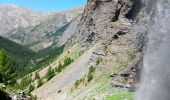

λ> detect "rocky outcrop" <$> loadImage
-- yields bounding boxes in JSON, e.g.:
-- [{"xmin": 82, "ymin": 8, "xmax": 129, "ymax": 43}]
[
  {"xmin": 66, "ymin": 0, "xmax": 144, "ymax": 90},
  {"xmin": 67, "ymin": 0, "xmax": 142, "ymax": 51}
]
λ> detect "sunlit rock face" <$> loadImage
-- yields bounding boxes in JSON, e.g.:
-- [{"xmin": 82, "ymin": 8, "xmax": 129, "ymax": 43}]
[
  {"xmin": 66, "ymin": 0, "xmax": 142, "ymax": 48},
  {"xmin": 136, "ymin": 0, "xmax": 170, "ymax": 100}
]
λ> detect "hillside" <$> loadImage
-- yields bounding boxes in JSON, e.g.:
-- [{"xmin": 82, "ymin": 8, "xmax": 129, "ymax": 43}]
[
  {"xmin": 0, "ymin": 36, "xmax": 34, "ymax": 59},
  {"xmin": 0, "ymin": 35, "xmax": 65, "ymax": 77},
  {"xmin": 0, "ymin": 4, "xmax": 43, "ymax": 35},
  {"xmin": 30, "ymin": 0, "xmax": 145, "ymax": 99},
  {"xmin": 0, "ymin": 5, "xmax": 84, "ymax": 51},
  {"xmin": 1, "ymin": 0, "xmax": 166, "ymax": 100},
  {"xmin": 0, "ymin": 36, "xmax": 35, "ymax": 76},
  {"xmin": 5, "ymin": 12, "xmax": 68, "ymax": 51}
]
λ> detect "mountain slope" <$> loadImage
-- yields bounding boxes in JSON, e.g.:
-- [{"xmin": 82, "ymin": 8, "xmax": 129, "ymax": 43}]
[
  {"xmin": 31, "ymin": 0, "xmax": 144, "ymax": 99},
  {"xmin": 5, "ymin": 12, "xmax": 68, "ymax": 51},
  {"xmin": 0, "ymin": 36, "xmax": 34, "ymax": 61},
  {"xmin": 0, "ymin": 36, "xmax": 35, "ymax": 76},
  {"xmin": 0, "ymin": 35, "xmax": 65, "ymax": 77},
  {"xmin": 32, "ymin": 43, "xmax": 98, "ymax": 100},
  {"xmin": 0, "ymin": 5, "xmax": 84, "ymax": 51},
  {"xmin": 0, "ymin": 4, "xmax": 43, "ymax": 35}
]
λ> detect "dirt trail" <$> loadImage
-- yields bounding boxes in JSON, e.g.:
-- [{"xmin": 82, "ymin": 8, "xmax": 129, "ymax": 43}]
[{"xmin": 32, "ymin": 44, "xmax": 98, "ymax": 100}]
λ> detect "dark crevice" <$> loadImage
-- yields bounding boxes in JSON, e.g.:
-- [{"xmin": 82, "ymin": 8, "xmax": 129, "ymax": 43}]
[
  {"xmin": 112, "ymin": 7, "xmax": 122, "ymax": 22},
  {"xmin": 112, "ymin": 31, "xmax": 127, "ymax": 40},
  {"xmin": 112, "ymin": 0, "xmax": 124, "ymax": 22},
  {"xmin": 112, "ymin": 35, "xmax": 119, "ymax": 39},
  {"xmin": 117, "ymin": 31, "xmax": 126, "ymax": 35},
  {"xmin": 93, "ymin": 0, "xmax": 103, "ymax": 10},
  {"xmin": 125, "ymin": 0, "xmax": 142, "ymax": 20}
]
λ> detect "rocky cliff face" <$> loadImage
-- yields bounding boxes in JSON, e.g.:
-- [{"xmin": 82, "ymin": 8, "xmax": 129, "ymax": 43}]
[
  {"xmin": 68, "ymin": 0, "xmax": 141, "ymax": 46},
  {"xmin": 66, "ymin": 0, "xmax": 143, "ymax": 89}
]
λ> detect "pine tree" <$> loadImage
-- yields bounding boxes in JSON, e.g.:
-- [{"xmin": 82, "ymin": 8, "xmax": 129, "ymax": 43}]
[{"xmin": 0, "ymin": 49, "xmax": 15, "ymax": 84}]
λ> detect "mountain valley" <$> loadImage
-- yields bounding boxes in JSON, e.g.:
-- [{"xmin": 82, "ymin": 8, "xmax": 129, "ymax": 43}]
[{"xmin": 0, "ymin": 0, "xmax": 169, "ymax": 100}]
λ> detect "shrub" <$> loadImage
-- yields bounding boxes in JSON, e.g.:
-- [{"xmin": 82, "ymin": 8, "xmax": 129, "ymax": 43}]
[
  {"xmin": 55, "ymin": 57, "xmax": 73, "ymax": 73},
  {"xmin": 87, "ymin": 73, "xmax": 93, "ymax": 82},
  {"xmin": 19, "ymin": 76, "xmax": 32, "ymax": 89},
  {"xmin": 55, "ymin": 62, "xmax": 62, "ymax": 72},
  {"xmin": 28, "ymin": 84, "xmax": 34, "ymax": 93},
  {"xmin": 34, "ymin": 71, "xmax": 40, "ymax": 80},
  {"xmin": 46, "ymin": 67, "xmax": 55, "ymax": 81},
  {"xmin": 89, "ymin": 65, "xmax": 95, "ymax": 73},
  {"xmin": 96, "ymin": 57, "xmax": 102, "ymax": 65},
  {"xmin": 87, "ymin": 65, "xmax": 96, "ymax": 82},
  {"xmin": 63, "ymin": 57, "xmax": 73, "ymax": 67},
  {"xmin": 74, "ymin": 78, "xmax": 83, "ymax": 88},
  {"xmin": 37, "ymin": 79, "xmax": 42, "ymax": 88}
]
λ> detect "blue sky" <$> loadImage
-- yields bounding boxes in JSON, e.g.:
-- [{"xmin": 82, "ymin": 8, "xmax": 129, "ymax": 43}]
[{"xmin": 0, "ymin": 0, "xmax": 87, "ymax": 12}]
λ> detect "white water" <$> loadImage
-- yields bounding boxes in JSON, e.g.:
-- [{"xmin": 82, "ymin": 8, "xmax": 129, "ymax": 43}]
[{"xmin": 136, "ymin": 0, "xmax": 170, "ymax": 100}]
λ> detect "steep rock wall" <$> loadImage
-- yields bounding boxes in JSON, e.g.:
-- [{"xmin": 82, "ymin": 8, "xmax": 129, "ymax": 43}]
[{"xmin": 66, "ymin": 0, "xmax": 143, "ymax": 89}]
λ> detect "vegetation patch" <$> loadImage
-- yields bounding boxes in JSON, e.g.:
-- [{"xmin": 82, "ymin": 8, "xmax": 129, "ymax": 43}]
[
  {"xmin": 34, "ymin": 57, "xmax": 74, "ymax": 87},
  {"xmin": 55, "ymin": 57, "xmax": 74, "ymax": 73},
  {"xmin": 34, "ymin": 71, "xmax": 40, "ymax": 80},
  {"xmin": 106, "ymin": 92, "xmax": 135, "ymax": 100},
  {"xmin": 0, "ymin": 36, "xmax": 65, "ymax": 78},
  {"xmin": 37, "ymin": 78, "xmax": 43, "ymax": 88},
  {"xmin": 0, "ymin": 49, "xmax": 16, "ymax": 85},
  {"xmin": 33, "ymin": 44, "xmax": 65, "ymax": 73},
  {"xmin": 74, "ymin": 76, "xmax": 85, "ymax": 89},
  {"xmin": 18, "ymin": 76, "xmax": 32, "ymax": 89},
  {"xmin": 96, "ymin": 57, "xmax": 102, "ymax": 65},
  {"xmin": 45, "ymin": 67, "xmax": 55, "ymax": 81},
  {"xmin": 87, "ymin": 65, "xmax": 96, "ymax": 82}
]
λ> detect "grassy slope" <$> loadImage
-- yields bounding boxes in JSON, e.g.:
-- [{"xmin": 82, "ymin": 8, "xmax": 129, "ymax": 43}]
[
  {"xmin": 106, "ymin": 92, "xmax": 135, "ymax": 100},
  {"xmin": 66, "ymin": 41, "xmax": 136, "ymax": 100}
]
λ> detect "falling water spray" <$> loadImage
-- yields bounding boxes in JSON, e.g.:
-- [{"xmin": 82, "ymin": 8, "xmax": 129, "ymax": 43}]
[{"xmin": 136, "ymin": 0, "xmax": 170, "ymax": 100}]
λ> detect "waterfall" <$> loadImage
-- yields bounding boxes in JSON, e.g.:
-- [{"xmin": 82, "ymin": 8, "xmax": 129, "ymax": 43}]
[{"xmin": 136, "ymin": 0, "xmax": 170, "ymax": 100}]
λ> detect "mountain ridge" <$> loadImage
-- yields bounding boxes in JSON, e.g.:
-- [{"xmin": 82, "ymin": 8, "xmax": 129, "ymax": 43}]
[{"xmin": 0, "ymin": 4, "xmax": 84, "ymax": 51}]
